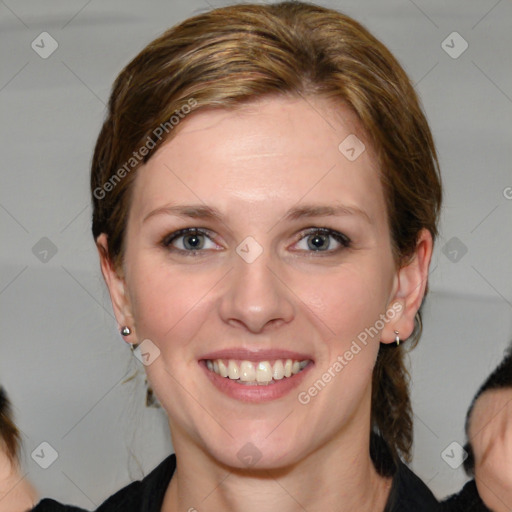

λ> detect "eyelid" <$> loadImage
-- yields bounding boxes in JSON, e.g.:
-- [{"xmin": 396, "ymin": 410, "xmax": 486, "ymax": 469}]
[
  {"xmin": 160, "ymin": 226, "xmax": 351, "ymax": 255},
  {"xmin": 290, "ymin": 227, "xmax": 351, "ymax": 249},
  {"xmin": 161, "ymin": 227, "xmax": 220, "ymax": 250}
]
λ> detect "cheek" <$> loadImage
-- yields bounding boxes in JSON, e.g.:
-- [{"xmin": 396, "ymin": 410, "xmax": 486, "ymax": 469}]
[
  {"xmin": 127, "ymin": 257, "xmax": 205, "ymax": 341},
  {"xmin": 296, "ymin": 262, "xmax": 392, "ymax": 340},
  {"xmin": 295, "ymin": 266, "xmax": 390, "ymax": 402},
  {"xmin": 126, "ymin": 254, "xmax": 229, "ymax": 369}
]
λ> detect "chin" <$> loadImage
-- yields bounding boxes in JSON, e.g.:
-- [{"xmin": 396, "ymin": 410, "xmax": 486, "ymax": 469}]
[{"xmin": 200, "ymin": 426, "xmax": 309, "ymax": 472}]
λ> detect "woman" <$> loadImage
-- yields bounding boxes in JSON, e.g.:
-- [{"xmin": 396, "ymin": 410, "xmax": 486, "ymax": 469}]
[
  {"xmin": 0, "ymin": 387, "xmax": 38, "ymax": 511},
  {"xmin": 34, "ymin": 1, "xmax": 442, "ymax": 510},
  {"xmin": 442, "ymin": 344, "xmax": 512, "ymax": 511}
]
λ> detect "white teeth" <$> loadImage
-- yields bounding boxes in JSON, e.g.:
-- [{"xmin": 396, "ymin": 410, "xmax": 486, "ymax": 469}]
[
  {"xmin": 256, "ymin": 361, "xmax": 272, "ymax": 383},
  {"xmin": 228, "ymin": 360, "xmax": 239, "ymax": 380},
  {"xmin": 205, "ymin": 357, "xmax": 310, "ymax": 384},
  {"xmin": 240, "ymin": 361, "xmax": 256, "ymax": 382},
  {"xmin": 272, "ymin": 360, "xmax": 284, "ymax": 380},
  {"xmin": 284, "ymin": 359, "xmax": 292, "ymax": 378},
  {"xmin": 218, "ymin": 360, "xmax": 228, "ymax": 378}
]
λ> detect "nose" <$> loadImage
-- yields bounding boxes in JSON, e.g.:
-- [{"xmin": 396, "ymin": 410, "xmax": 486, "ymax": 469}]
[{"xmin": 218, "ymin": 246, "xmax": 295, "ymax": 334}]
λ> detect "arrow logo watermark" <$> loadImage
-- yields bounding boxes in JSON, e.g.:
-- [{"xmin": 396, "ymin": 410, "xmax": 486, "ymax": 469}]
[
  {"xmin": 236, "ymin": 236, "xmax": 263, "ymax": 264},
  {"xmin": 133, "ymin": 338, "xmax": 161, "ymax": 366},
  {"xmin": 32, "ymin": 237, "xmax": 58, "ymax": 263},
  {"xmin": 236, "ymin": 442, "xmax": 262, "ymax": 467},
  {"xmin": 31, "ymin": 441, "xmax": 59, "ymax": 469},
  {"xmin": 338, "ymin": 134, "xmax": 366, "ymax": 162},
  {"xmin": 442, "ymin": 236, "xmax": 468, "ymax": 263},
  {"xmin": 441, "ymin": 32, "xmax": 468, "ymax": 59},
  {"xmin": 31, "ymin": 32, "xmax": 59, "ymax": 59},
  {"xmin": 441, "ymin": 441, "xmax": 468, "ymax": 469}
]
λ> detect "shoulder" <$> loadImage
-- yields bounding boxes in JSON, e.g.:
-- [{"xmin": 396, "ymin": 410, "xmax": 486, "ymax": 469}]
[
  {"xmin": 32, "ymin": 499, "xmax": 88, "ymax": 511},
  {"xmin": 441, "ymin": 479, "xmax": 491, "ymax": 512},
  {"xmin": 95, "ymin": 453, "xmax": 176, "ymax": 511},
  {"xmin": 386, "ymin": 461, "xmax": 442, "ymax": 512},
  {"xmin": 370, "ymin": 433, "xmax": 441, "ymax": 512},
  {"xmin": 32, "ymin": 453, "xmax": 176, "ymax": 512}
]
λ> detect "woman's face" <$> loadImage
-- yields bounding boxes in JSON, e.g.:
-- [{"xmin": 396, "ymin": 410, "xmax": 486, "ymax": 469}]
[
  {"xmin": 100, "ymin": 96, "xmax": 430, "ymax": 469},
  {"xmin": 470, "ymin": 389, "xmax": 512, "ymax": 512}
]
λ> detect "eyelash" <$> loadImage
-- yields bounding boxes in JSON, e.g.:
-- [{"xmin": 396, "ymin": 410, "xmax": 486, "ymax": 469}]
[{"xmin": 161, "ymin": 227, "xmax": 351, "ymax": 256}]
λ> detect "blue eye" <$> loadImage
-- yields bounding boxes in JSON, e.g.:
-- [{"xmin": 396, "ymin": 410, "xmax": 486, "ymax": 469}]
[
  {"xmin": 161, "ymin": 227, "xmax": 351, "ymax": 256},
  {"xmin": 162, "ymin": 228, "xmax": 218, "ymax": 254},
  {"xmin": 294, "ymin": 228, "xmax": 351, "ymax": 253}
]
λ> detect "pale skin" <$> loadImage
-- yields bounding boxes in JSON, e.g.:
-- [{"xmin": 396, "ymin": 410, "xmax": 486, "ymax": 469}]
[
  {"xmin": 98, "ymin": 96, "xmax": 433, "ymax": 512},
  {"xmin": 0, "ymin": 444, "xmax": 37, "ymax": 512},
  {"xmin": 469, "ymin": 388, "xmax": 512, "ymax": 512}
]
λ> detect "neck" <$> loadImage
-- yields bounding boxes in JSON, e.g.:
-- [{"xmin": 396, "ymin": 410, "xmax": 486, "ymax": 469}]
[
  {"xmin": 162, "ymin": 425, "xmax": 392, "ymax": 512},
  {"xmin": 0, "ymin": 457, "xmax": 38, "ymax": 511}
]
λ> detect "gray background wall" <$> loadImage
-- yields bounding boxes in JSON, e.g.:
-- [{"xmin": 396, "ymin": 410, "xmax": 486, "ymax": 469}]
[{"xmin": 1, "ymin": 0, "xmax": 511, "ymax": 508}]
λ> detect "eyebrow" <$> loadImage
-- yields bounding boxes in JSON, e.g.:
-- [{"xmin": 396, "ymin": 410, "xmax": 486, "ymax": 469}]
[
  {"xmin": 143, "ymin": 203, "xmax": 372, "ymax": 224},
  {"xmin": 284, "ymin": 204, "xmax": 372, "ymax": 224}
]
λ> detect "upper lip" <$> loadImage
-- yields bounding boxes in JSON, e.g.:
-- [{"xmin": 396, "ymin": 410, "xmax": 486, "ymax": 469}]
[{"xmin": 199, "ymin": 348, "xmax": 314, "ymax": 362}]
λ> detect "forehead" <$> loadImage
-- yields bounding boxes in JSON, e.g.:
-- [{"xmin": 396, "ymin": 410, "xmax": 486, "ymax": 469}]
[
  {"xmin": 469, "ymin": 388, "xmax": 512, "ymax": 435},
  {"xmin": 130, "ymin": 96, "xmax": 386, "ymax": 225}
]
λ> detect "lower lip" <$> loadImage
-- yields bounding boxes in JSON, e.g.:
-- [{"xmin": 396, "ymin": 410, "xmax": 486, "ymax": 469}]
[{"xmin": 199, "ymin": 361, "xmax": 314, "ymax": 403}]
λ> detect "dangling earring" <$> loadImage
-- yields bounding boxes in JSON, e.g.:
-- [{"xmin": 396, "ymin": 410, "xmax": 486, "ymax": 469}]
[
  {"xmin": 394, "ymin": 330, "xmax": 400, "ymax": 347},
  {"xmin": 121, "ymin": 326, "xmax": 131, "ymax": 336}
]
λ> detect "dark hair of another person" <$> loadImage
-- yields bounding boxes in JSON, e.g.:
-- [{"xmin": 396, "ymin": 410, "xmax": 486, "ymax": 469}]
[
  {"xmin": 0, "ymin": 386, "xmax": 20, "ymax": 463},
  {"xmin": 463, "ymin": 344, "xmax": 512, "ymax": 475}
]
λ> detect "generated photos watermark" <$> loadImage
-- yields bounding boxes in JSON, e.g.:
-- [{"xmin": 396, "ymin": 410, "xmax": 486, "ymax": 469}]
[
  {"xmin": 297, "ymin": 302, "xmax": 403, "ymax": 405},
  {"xmin": 93, "ymin": 98, "xmax": 198, "ymax": 200}
]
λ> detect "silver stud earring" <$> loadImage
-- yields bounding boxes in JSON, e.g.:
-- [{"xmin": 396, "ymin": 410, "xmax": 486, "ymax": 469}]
[
  {"xmin": 394, "ymin": 330, "xmax": 400, "ymax": 347},
  {"xmin": 121, "ymin": 326, "xmax": 132, "ymax": 336}
]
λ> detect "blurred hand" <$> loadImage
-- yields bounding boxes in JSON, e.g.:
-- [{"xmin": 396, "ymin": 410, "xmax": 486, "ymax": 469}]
[{"xmin": 470, "ymin": 389, "xmax": 512, "ymax": 512}]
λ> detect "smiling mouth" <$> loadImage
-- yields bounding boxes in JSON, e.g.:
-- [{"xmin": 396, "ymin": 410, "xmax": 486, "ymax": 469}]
[{"xmin": 203, "ymin": 358, "xmax": 312, "ymax": 385}]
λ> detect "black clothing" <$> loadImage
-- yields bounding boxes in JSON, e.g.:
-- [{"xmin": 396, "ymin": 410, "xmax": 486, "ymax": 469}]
[
  {"xmin": 383, "ymin": 461, "xmax": 441, "ymax": 511},
  {"xmin": 441, "ymin": 479, "xmax": 491, "ymax": 511},
  {"xmin": 32, "ymin": 454, "xmax": 175, "ymax": 512},
  {"xmin": 33, "ymin": 436, "xmax": 441, "ymax": 512}
]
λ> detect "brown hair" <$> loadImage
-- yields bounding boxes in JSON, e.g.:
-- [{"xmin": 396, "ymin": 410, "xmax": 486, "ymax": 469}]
[
  {"xmin": 0, "ymin": 387, "xmax": 20, "ymax": 463},
  {"xmin": 91, "ymin": 1, "xmax": 442, "ymax": 464}
]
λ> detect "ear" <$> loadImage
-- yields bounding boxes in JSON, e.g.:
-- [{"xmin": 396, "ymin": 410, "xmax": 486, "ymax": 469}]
[
  {"xmin": 96, "ymin": 233, "xmax": 136, "ymax": 343},
  {"xmin": 381, "ymin": 229, "xmax": 433, "ymax": 344}
]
